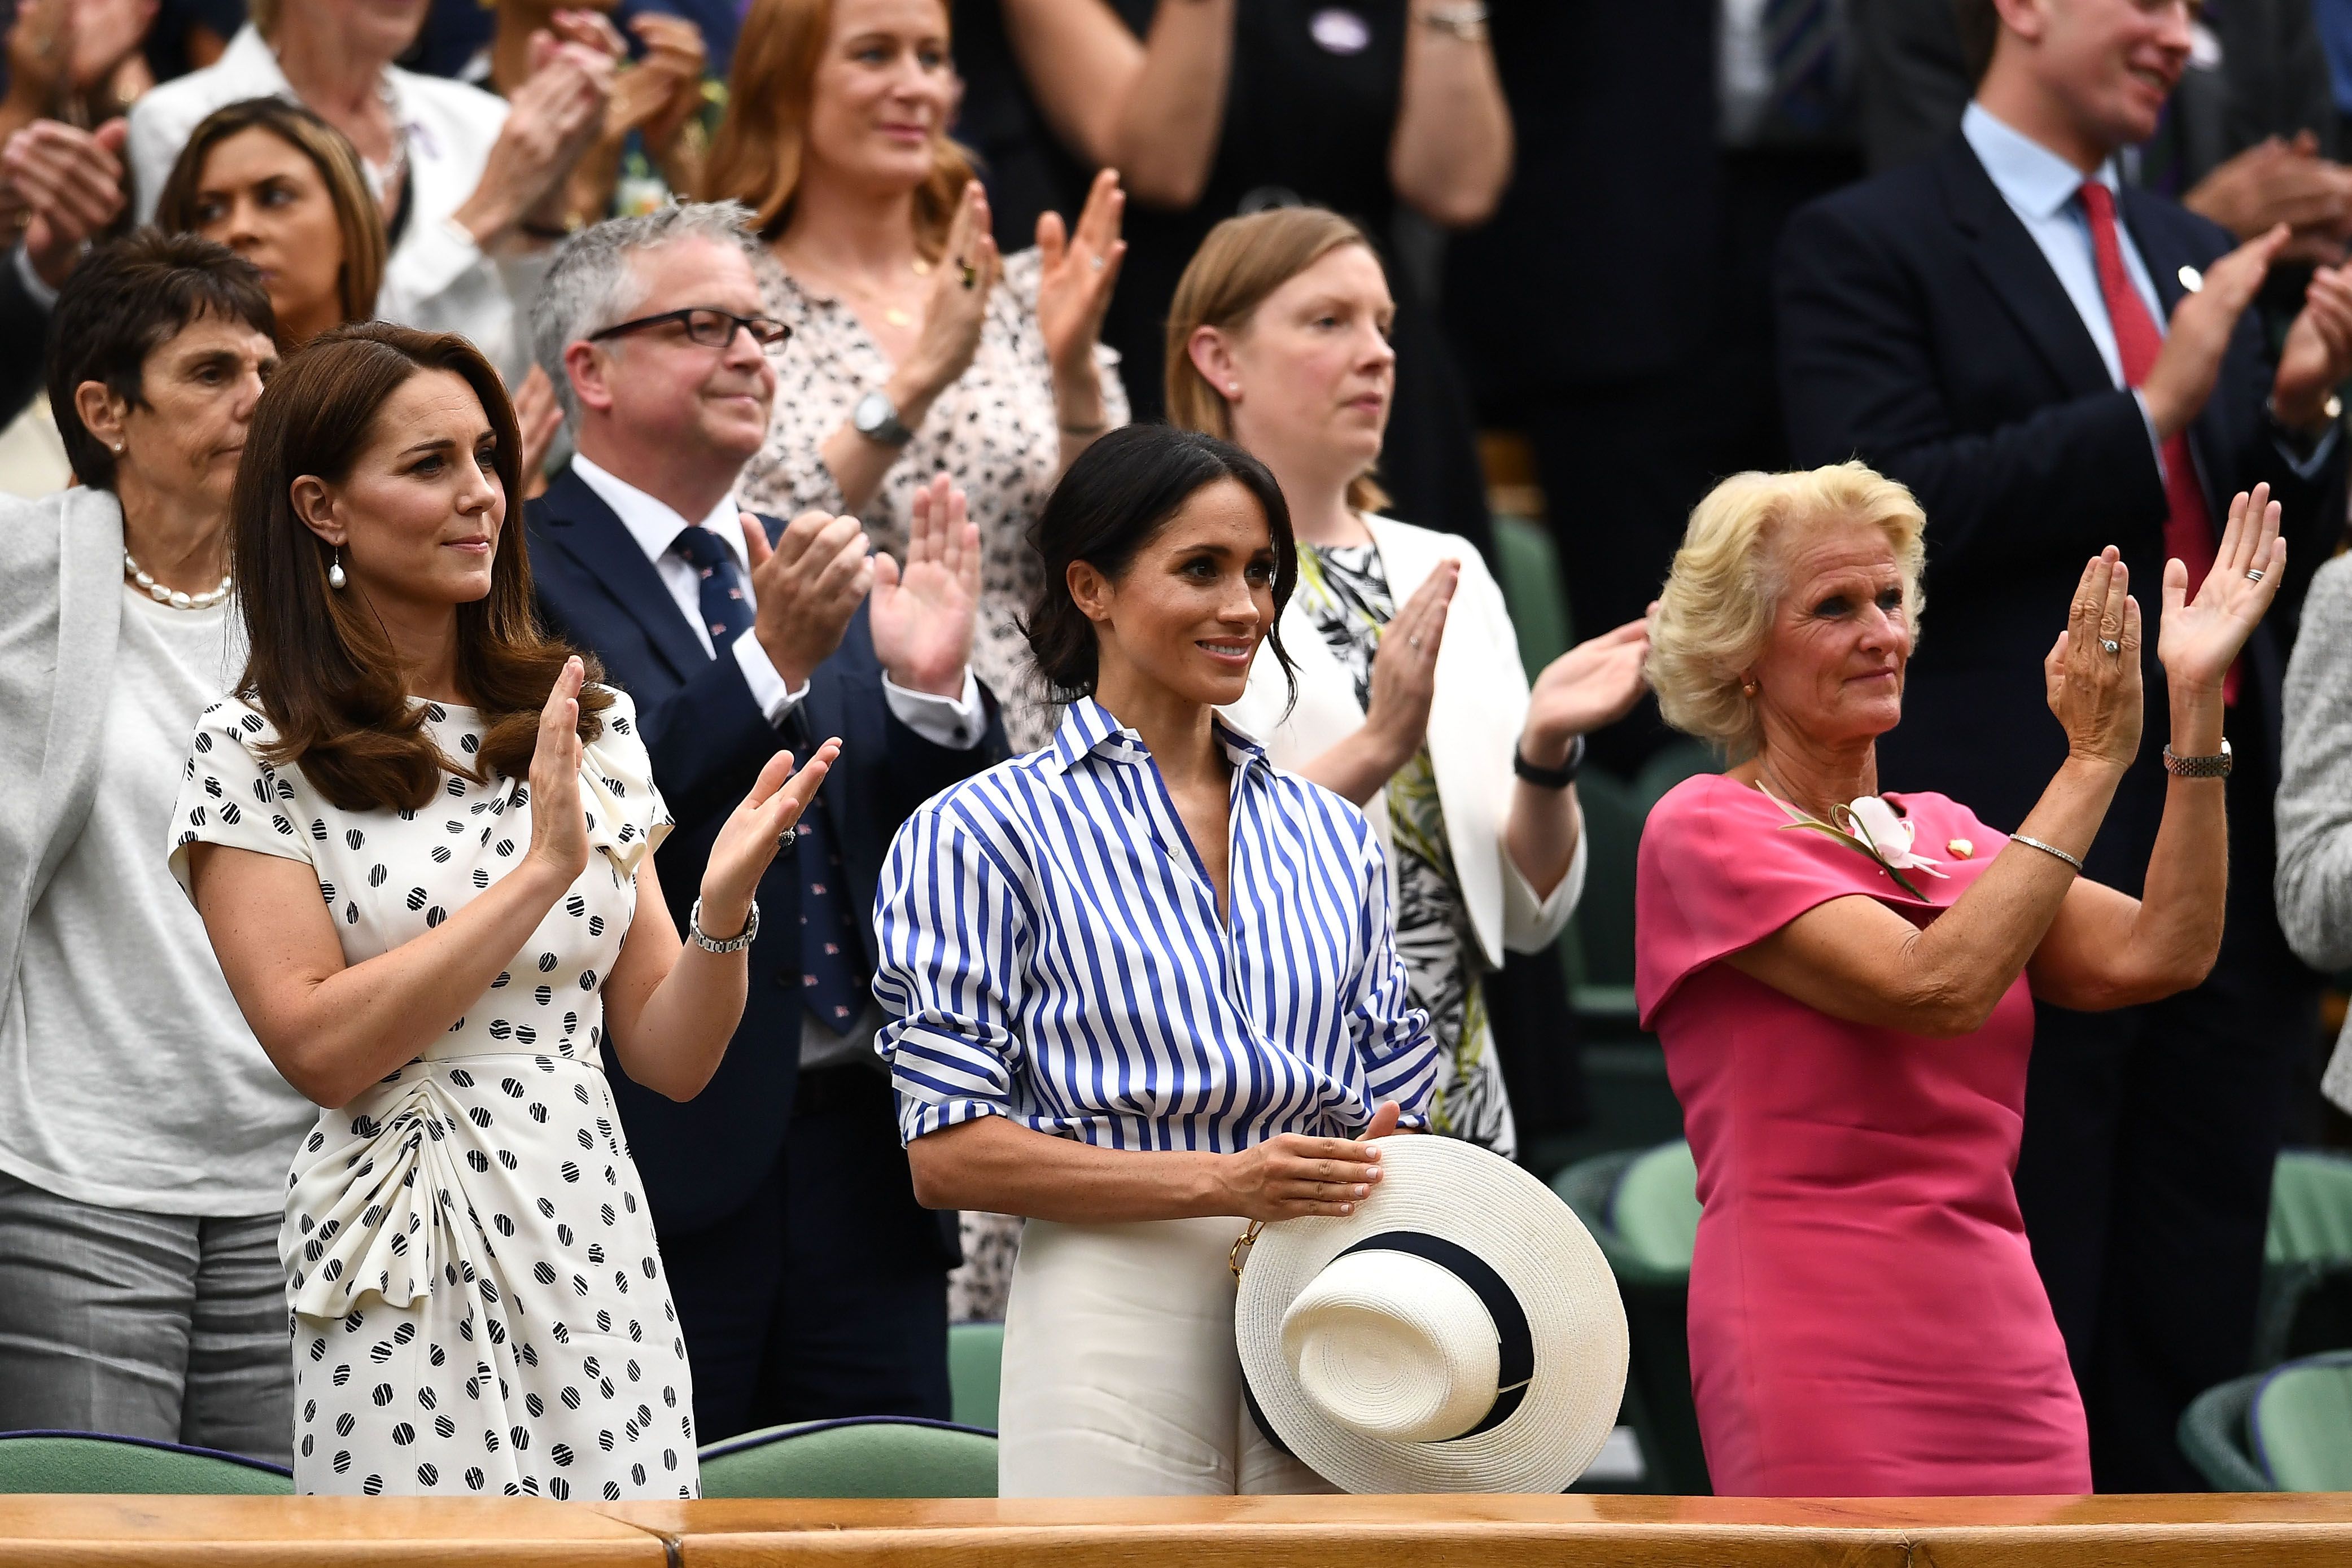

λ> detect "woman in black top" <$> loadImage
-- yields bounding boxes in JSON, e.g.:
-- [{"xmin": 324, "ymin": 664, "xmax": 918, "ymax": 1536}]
[{"xmin": 960, "ymin": 0, "xmax": 1510, "ymax": 559}]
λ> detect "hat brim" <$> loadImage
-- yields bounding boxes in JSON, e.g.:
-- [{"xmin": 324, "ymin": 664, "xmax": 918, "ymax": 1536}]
[{"xmin": 1235, "ymin": 1135, "xmax": 1629, "ymax": 1493}]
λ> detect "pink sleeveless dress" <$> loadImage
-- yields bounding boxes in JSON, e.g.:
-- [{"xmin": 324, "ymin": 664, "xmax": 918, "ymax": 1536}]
[{"xmin": 1636, "ymin": 774, "xmax": 2089, "ymax": 1497}]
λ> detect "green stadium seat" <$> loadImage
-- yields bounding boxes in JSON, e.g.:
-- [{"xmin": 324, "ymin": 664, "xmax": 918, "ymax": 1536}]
[
  {"xmin": 2255, "ymin": 1150, "xmax": 2352, "ymax": 1368},
  {"xmin": 2251, "ymin": 1351, "xmax": 2352, "ymax": 1491},
  {"xmin": 0, "ymin": 1431, "xmax": 292, "ymax": 1493},
  {"xmin": 1553, "ymin": 1142, "xmax": 1708, "ymax": 1495},
  {"xmin": 948, "ymin": 1320, "xmax": 1003, "ymax": 1431},
  {"xmin": 2178, "ymin": 1370, "xmax": 2270, "ymax": 1490},
  {"xmin": 1491, "ymin": 514, "xmax": 1573, "ymax": 676},
  {"xmin": 696, "ymin": 1416, "xmax": 998, "ymax": 1499}
]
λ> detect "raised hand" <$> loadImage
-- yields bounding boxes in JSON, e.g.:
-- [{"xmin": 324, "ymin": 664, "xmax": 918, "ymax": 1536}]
[
  {"xmin": 454, "ymin": 27, "xmax": 617, "ymax": 244},
  {"xmin": 2043, "ymin": 549, "xmax": 2144, "ymax": 773},
  {"xmin": 3, "ymin": 116, "xmax": 125, "ymax": 288},
  {"xmin": 2157, "ymin": 483, "xmax": 2287, "ymax": 695},
  {"xmin": 697, "ymin": 738, "xmax": 843, "ymax": 936},
  {"xmin": 1035, "ymin": 168, "xmax": 1126, "ymax": 392},
  {"xmin": 2143, "ymin": 225, "xmax": 2285, "ymax": 440},
  {"xmin": 1362, "ymin": 560, "xmax": 1457, "ymax": 771},
  {"xmin": 610, "ymin": 12, "xmax": 707, "ymax": 157},
  {"xmin": 741, "ymin": 508, "xmax": 872, "ymax": 689},
  {"xmin": 511, "ymin": 365, "xmax": 562, "ymax": 499},
  {"xmin": 869, "ymin": 473, "xmax": 979, "ymax": 699},
  {"xmin": 2274, "ymin": 263, "xmax": 2352, "ymax": 428},
  {"xmin": 1524, "ymin": 616, "xmax": 1651, "ymax": 760},
  {"xmin": 903, "ymin": 181, "xmax": 998, "ymax": 402},
  {"xmin": 526, "ymin": 656, "xmax": 592, "ymax": 884}
]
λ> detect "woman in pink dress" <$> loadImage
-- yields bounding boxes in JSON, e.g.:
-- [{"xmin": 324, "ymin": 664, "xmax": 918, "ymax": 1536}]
[{"xmin": 1635, "ymin": 462, "xmax": 2284, "ymax": 1497}]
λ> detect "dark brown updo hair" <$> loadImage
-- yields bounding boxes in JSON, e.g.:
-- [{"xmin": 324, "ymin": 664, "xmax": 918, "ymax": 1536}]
[
  {"xmin": 231, "ymin": 322, "xmax": 610, "ymax": 812},
  {"xmin": 1023, "ymin": 423, "xmax": 1298, "ymax": 705}
]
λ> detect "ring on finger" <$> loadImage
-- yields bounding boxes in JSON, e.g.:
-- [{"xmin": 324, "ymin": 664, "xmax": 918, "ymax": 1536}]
[
  {"xmin": 958, "ymin": 258, "xmax": 977, "ymax": 288},
  {"xmin": 2101, "ymin": 638, "xmax": 2122, "ymax": 656},
  {"xmin": 1408, "ymin": 634, "xmax": 1424, "ymax": 650},
  {"xmin": 776, "ymin": 825, "xmax": 798, "ymax": 852},
  {"xmin": 2247, "ymin": 568, "xmax": 2266, "ymax": 583}
]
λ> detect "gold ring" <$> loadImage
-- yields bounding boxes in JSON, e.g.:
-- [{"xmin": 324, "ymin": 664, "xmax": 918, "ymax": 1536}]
[{"xmin": 958, "ymin": 259, "xmax": 977, "ymax": 288}]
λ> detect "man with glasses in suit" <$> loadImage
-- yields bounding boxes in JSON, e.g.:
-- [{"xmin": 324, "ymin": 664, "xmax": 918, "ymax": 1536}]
[{"xmin": 524, "ymin": 202, "xmax": 1006, "ymax": 1443}]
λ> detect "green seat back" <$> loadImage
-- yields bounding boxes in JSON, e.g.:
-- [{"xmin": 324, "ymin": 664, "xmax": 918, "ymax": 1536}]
[
  {"xmin": 1610, "ymin": 1140, "xmax": 1701, "ymax": 1273},
  {"xmin": 2250, "ymin": 1352, "xmax": 2352, "ymax": 1491},
  {"xmin": 0, "ymin": 1433, "xmax": 292, "ymax": 1493},
  {"xmin": 947, "ymin": 1320, "xmax": 1003, "ymax": 1431},
  {"xmin": 2267, "ymin": 1151, "xmax": 2352, "ymax": 1264},
  {"xmin": 1568, "ymin": 769, "xmax": 1643, "ymax": 993},
  {"xmin": 1492, "ymin": 514, "xmax": 1571, "ymax": 678},
  {"xmin": 697, "ymin": 1417, "xmax": 998, "ymax": 1499}
]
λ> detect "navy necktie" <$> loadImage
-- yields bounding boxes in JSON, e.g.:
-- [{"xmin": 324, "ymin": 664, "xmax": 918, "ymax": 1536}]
[
  {"xmin": 671, "ymin": 524, "xmax": 865, "ymax": 1031},
  {"xmin": 670, "ymin": 525, "xmax": 755, "ymax": 652}
]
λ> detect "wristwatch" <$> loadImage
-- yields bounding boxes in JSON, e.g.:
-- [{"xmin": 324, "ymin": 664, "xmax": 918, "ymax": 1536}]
[
  {"xmin": 852, "ymin": 389, "xmax": 915, "ymax": 448},
  {"xmin": 688, "ymin": 896, "xmax": 761, "ymax": 954},
  {"xmin": 2162, "ymin": 739, "xmax": 2233, "ymax": 779},
  {"xmin": 1420, "ymin": 1, "xmax": 1490, "ymax": 42},
  {"xmin": 1512, "ymin": 733, "xmax": 1585, "ymax": 790}
]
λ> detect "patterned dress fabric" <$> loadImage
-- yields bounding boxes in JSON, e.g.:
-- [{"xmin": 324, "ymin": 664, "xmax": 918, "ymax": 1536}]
[
  {"xmin": 165, "ymin": 690, "xmax": 700, "ymax": 1500},
  {"xmin": 736, "ymin": 246, "xmax": 1130, "ymax": 754},
  {"xmin": 1291, "ymin": 542, "xmax": 1514, "ymax": 1157}
]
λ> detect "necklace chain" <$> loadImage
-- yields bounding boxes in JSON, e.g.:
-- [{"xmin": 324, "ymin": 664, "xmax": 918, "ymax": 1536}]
[{"xmin": 124, "ymin": 550, "xmax": 232, "ymax": 611}]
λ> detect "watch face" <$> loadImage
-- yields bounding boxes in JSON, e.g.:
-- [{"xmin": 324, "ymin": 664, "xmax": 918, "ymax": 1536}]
[{"xmin": 854, "ymin": 392, "xmax": 888, "ymax": 434}]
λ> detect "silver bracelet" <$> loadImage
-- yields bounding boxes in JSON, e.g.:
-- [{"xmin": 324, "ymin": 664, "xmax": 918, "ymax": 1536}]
[
  {"xmin": 2012, "ymin": 835, "xmax": 2084, "ymax": 874},
  {"xmin": 688, "ymin": 896, "xmax": 760, "ymax": 954},
  {"xmin": 1420, "ymin": 1, "xmax": 1489, "ymax": 42}
]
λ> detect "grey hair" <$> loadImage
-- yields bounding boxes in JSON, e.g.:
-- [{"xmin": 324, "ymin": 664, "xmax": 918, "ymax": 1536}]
[{"xmin": 530, "ymin": 200, "xmax": 767, "ymax": 426}]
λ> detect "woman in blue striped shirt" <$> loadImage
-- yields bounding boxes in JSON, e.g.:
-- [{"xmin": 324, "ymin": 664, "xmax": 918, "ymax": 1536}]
[{"xmin": 872, "ymin": 424, "xmax": 1437, "ymax": 1496}]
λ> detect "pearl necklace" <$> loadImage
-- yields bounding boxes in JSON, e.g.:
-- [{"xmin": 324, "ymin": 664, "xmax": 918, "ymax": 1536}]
[{"xmin": 124, "ymin": 551, "xmax": 233, "ymax": 611}]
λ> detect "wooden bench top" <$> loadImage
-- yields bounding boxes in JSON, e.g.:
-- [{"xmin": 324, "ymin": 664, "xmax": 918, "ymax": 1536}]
[{"xmin": 2, "ymin": 1492, "xmax": 2347, "ymax": 1566}]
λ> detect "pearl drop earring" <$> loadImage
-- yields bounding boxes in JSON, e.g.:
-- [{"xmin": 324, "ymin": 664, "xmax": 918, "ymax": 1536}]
[{"xmin": 328, "ymin": 548, "xmax": 347, "ymax": 590}]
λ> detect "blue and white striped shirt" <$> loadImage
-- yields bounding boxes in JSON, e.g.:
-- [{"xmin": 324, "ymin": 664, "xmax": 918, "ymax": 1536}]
[{"xmin": 872, "ymin": 697, "xmax": 1436, "ymax": 1151}]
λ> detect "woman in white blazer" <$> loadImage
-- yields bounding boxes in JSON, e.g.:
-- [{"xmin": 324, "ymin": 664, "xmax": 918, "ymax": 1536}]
[{"xmin": 1171, "ymin": 208, "xmax": 1649, "ymax": 1157}]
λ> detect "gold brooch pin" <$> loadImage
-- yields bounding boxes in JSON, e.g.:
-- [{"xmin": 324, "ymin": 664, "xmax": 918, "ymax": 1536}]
[{"xmin": 1947, "ymin": 838, "xmax": 1975, "ymax": 860}]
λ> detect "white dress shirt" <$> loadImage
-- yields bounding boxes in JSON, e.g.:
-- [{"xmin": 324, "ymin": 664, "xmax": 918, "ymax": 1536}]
[{"xmin": 569, "ymin": 453, "xmax": 985, "ymax": 750}]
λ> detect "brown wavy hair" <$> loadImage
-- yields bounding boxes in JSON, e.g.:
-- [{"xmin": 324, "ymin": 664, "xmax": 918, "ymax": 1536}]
[
  {"xmin": 1165, "ymin": 207, "xmax": 1392, "ymax": 515},
  {"xmin": 231, "ymin": 322, "xmax": 610, "ymax": 812},
  {"xmin": 701, "ymin": 0, "xmax": 976, "ymax": 253},
  {"xmin": 155, "ymin": 98, "xmax": 388, "ymax": 332}
]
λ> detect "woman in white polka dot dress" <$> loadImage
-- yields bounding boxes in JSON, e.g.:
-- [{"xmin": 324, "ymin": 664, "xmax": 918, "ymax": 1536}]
[{"xmin": 169, "ymin": 323, "xmax": 837, "ymax": 1500}]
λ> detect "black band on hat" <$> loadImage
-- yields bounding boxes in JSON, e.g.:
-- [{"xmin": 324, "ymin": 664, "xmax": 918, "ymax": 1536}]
[
  {"xmin": 1243, "ymin": 1229, "xmax": 1538, "ymax": 1452},
  {"xmin": 1335, "ymin": 1231, "xmax": 1535, "ymax": 1440}
]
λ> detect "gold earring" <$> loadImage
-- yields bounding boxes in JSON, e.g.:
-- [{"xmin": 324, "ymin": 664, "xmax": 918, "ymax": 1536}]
[{"xmin": 1741, "ymin": 680, "xmax": 1758, "ymax": 698}]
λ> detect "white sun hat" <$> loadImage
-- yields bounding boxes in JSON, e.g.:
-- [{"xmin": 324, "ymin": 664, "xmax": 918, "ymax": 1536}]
[{"xmin": 1234, "ymin": 1133, "xmax": 1629, "ymax": 1493}]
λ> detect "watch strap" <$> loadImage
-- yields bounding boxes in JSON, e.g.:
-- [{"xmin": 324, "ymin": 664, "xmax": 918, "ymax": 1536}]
[{"xmin": 1513, "ymin": 733, "xmax": 1584, "ymax": 789}]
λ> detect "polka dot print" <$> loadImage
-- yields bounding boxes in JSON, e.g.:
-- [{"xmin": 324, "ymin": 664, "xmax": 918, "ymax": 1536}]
[
  {"xmin": 167, "ymin": 689, "xmax": 697, "ymax": 1500},
  {"xmin": 736, "ymin": 245, "xmax": 1129, "ymax": 753}
]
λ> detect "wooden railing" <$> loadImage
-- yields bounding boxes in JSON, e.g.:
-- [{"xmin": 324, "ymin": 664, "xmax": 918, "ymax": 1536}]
[{"xmin": 5, "ymin": 1492, "xmax": 2351, "ymax": 1566}]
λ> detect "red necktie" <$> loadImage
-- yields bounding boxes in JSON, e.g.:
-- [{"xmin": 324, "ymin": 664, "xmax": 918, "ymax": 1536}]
[{"xmin": 2078, "ymin": 180, "xmax": 2236, "ymax": 702}]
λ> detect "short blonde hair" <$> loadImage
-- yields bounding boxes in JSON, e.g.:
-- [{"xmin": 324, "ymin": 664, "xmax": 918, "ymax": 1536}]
[
  {"xmin": 1647, "ymin": 462, "xmax": 1927, "ymax": 760},
  {"xmin": 1164, "ymin": 207, "xmax": 1391, "ymax": 515}
]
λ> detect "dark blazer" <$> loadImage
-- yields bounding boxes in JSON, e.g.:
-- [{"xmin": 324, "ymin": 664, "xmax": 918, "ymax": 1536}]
[
  {"xmin": 4, "ymin": 259, "xmax": 50, "ymax": 427},
  {"xmin": 1777, "ymin": 133, "xmax": 2346, "ymax": 892},
  {"xmin": 524, "ymin": 463, "xmax": 1007, "ymax": 1236}
]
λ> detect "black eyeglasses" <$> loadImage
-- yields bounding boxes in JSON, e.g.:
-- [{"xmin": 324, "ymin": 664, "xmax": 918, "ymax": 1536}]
[{"xmin": 587, "ymin": 307, "xmax": 792, "ymax": 351}]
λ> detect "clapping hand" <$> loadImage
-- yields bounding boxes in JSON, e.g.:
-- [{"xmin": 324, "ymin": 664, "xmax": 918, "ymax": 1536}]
[
  {"xmin": 526, "ymin": 657, "xmax": 594, "ymax": 885},
  {"xmin": 1035, "ymin": 169, "xmax": 1126, "ymax": 392},
  {"xmin": 510, "ymin": 366, "xmax": 562, "ymax": 500},
  {"xmin": 903, "ymin": 182, "xmax": 998, "ymax": 401},
  {"xmin": 2274, "ymin": 264, "xmax": 2352, "ymax": 429},
  {"xmin": 870, "ymin": 473, "xmax": 980, "ymax": 699},
  {"xmin": 697, "ymin": 738, "xmax": 843, "ymax": 938},
  {"xmin": 2044, "ymin": 549, "xmax": 2145, "ymax": 772},
  {"xmin": 608, "ymin": 13, "xmax": 707, "ymax": 160},
  {"xmin": 2, "ymin": 116, "xmax": 124, "ymax": 287},
  {"xmin": 457, "ymin": 15, "xmax": 617, "ymax": 244},
  {"xmin": 1362, "ymin": 561, "xmax": 1457, "ymax": 770},
  {"xmin": 2157, "ymin": 483, "xmax": 2286, "ymax": 696},
  {"xmin": 1524, "ymin": 617, "xmax": 1651, "ymax": 762},
  {"xmin": 741, "ymin": 508, "xmax": 872, "ymax": 690}
]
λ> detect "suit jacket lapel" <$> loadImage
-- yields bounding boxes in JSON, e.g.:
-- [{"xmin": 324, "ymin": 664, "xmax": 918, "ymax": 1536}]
[
  {"xmin": 535, "ymin": 466, "xmax": 710, "ymax": 681},
  {"xmin": 1939, "ymin": 135, "xmax": 2117, "ymax": 401}
]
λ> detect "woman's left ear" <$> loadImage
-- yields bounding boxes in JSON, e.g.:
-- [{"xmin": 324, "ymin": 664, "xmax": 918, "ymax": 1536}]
[{"xmin": 288, "ymin": 476, "xmax": 347, "ymax": 546}]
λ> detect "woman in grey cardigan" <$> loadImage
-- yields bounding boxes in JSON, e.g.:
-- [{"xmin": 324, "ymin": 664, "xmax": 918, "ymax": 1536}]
[
  {"xmin": 2275, "ymin": 552, "xmax": 2352, "ymax": 1117},
  {"xmin": 0, "ymin": 231, "xmax": 306, "ymax": 1464}
]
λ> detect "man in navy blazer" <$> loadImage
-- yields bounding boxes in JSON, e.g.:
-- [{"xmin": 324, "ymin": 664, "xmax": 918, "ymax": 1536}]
[
  {"xmin": 1776, "ymin": 0, "xmax": 2352, "ymax": 1490},
  {"xmin": 523, "ymin": 204, "xmax": 1007, "ymax": 1443}
]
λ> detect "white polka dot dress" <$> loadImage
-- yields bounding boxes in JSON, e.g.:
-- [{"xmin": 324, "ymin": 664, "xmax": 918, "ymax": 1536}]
[{"xmin": 166, "ymin": 689, "xmax": 700, "ymax": 1500}]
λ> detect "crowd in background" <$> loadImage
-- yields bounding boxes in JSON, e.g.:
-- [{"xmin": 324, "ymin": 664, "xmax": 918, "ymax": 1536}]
[{"xmin": 2, "ymin": 0, "xmax": 2352, "ymax": 1505}]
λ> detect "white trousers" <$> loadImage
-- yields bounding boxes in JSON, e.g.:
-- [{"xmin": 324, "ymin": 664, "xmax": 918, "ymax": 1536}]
[{"xmin": 996, "ymin": 1215, "xmax": 1340, "ymax": 1497}]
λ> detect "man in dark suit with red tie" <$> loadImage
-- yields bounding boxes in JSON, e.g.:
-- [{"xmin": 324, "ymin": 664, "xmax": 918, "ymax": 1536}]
[
  {"xmin": 521, "ymin": 204, "xmax": 1008, "ymax": 1443},
  {"xmin": 1776, "ymin": 0, "xmax": 2352, "ymax": 1490}
]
